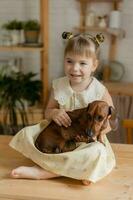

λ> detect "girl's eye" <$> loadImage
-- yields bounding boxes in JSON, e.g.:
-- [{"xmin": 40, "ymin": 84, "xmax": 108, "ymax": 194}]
[
  {"xmin": 67, "ymin": 60, "xmax": 73, "ymax": 64},
  {"xmin": 80, "ymin": 62, "xmax": 87, "ymax": 66}
]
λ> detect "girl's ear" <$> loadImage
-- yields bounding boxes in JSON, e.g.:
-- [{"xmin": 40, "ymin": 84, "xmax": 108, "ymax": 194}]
[{"xmin": 92, "ymin": 59, "xmax": 99, "ymax": 72}]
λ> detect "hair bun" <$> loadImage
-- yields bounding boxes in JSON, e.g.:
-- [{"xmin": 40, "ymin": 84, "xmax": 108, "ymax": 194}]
[
  {"xmin": 62, "ymin": 32, "xmax": 73, "ymax": 39},
  {"xmin": 94, "ymin": 33, "xmax": 104, "ymax": 47}
]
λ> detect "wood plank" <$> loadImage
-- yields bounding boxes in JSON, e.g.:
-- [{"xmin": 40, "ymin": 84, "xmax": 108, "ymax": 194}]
[
  {"xmin": 123, "ymin": 120, "xmax": 133, "ymax": 128},
  {"xmin": 77, "ymin": 0, "xmax": 122, "ymax": 3},
  {"xmin": 103, "ymin": 81, "xmax": 133, "ymax": 96},
  {"xmin": 40, "ymin": 0, "xmax": 49, "ymax": 106},
  {"xmin": 0, "ymin": 46, "xmax": 44, "ymax": 52},
  {"xmin": 0, "ymin": 198, "xmax": 18, "ymax": 200},
  {"xmin": 0, "ymin": 136, "xmax": 133, "ymax": 200},
  {"xmin": 74, "ymin": 26, "xmax": 107, "ymax": 33}
]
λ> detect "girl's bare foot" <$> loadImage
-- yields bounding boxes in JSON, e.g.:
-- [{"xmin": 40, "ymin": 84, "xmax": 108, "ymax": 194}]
[
  {"xmin": 82, "ymin": 180, "xmax": 92, "ymax": 186},
  {"xmin": 10, "ymin": 165, "xmax": 59, "ymax": 180}
]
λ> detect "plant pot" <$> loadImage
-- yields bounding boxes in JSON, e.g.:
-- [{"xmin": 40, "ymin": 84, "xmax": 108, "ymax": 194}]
[
  {"xmin": 24, "ymin": 30, "xmax": 39, "ymax": 43},
  {"xmin": 0, "ymin": 124, "xmax": 24, "ymax": 135},
  {"xmin": 10, "ymin": 30, "xmax": 21, "ymax": 45}
]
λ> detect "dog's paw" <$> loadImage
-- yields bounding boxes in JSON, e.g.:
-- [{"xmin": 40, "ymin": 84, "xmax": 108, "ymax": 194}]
[
  {"xmin": 63, "ymin": 140, "xmax": 76, "ymax": 152},
  {"xmin": 55, "ymin": 147, "xmax": 62, "ymax": 153},
  {"xmin": 75, "ymin": 135, "xmax": 81, "ymax": 142}
]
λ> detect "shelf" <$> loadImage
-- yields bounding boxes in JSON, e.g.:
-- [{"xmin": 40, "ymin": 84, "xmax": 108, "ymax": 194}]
[
  {"xmin": 74, "ymin": 26, "xmax": 108, "ymax": 33},
  {"xmin": 74, "ymin": 26, "xmax": 125, "ymax": 38},
  {"xmin": 103, "ymin": 82, "xmax": 133, "ymax": 96},
  {"xmin": 107, "ymin": 28, "xmax": 125, "ymax": 37},
  {"xmin": 77, "ymin": 0, "xmax": 122, "ymax": 2},
  {"xmin": 0, "ymin": 46, "xmax": 44, "ymax": 52}
]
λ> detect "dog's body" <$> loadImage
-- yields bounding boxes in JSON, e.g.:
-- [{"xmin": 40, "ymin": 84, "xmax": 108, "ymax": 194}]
[
  {"xmin": 35, "ymin": 100, "xmax": 118, "ymax": 154},
  {"xmin": 35, "ymin": 108, "xmax": 90, "ymax": 154}
]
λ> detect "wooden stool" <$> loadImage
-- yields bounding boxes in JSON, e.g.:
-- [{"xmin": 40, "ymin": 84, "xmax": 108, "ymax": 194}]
[{"xmin": 122, "ymin": 119, "xmax": 133, "ymax": 144}]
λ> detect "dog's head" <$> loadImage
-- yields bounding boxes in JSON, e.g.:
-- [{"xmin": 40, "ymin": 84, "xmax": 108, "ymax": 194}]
[{"xmin": 79, "ymin": 100, "xmax": 118, "ymax": 140}]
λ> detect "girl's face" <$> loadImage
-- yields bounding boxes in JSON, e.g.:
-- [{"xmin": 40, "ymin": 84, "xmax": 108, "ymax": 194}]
[{"xmin": 64, "ymin": 53, "xmax": 98, "ymax": 85}]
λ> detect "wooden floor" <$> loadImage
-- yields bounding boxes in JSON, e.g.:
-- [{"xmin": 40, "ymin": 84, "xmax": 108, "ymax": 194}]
[{"xmin": 0, "ymin": 135, "xmax": 133, "ymax": 200}]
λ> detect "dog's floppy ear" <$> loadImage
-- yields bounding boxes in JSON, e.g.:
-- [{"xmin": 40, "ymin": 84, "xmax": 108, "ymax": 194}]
[
  {"xmin": 67, "ymin": 107, "xmax": 86, "ymax": 121},
  {"xmin": 87, "ymin": 103, "xmax": 91, "ymax": 111},
  {"xmin": 108, "ymin": 106, "xmax": 119, "ymax": 131}
]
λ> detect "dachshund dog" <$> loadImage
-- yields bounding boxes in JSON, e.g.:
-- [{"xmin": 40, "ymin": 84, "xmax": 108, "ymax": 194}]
[{"xmin": 35, "ymin": 100, "xmax": 118, "ymax": 154}]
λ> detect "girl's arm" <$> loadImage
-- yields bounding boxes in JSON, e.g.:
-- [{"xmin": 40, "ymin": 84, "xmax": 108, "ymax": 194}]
[
  {"xmin": 102, "ymin": 88, "xmax": 114, "ymax": 108},
  {"xmin": 45, "ymin": 89, "xmax": 71, "ymax": 127},
  {"xmin": 45, "ymin": 89, "xmax": 59, "ymax": 120}
]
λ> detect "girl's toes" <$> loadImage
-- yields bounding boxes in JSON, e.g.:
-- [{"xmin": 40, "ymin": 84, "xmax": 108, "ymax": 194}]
[{"xmin": 82, "ymin": 180, "xmax": 92, "ymax": 186}]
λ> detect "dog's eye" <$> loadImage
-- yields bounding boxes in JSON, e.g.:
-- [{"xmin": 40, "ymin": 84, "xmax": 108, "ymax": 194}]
[{"xmin": 95, "ymin": 115, "xmax": 104, "ymax": 122}]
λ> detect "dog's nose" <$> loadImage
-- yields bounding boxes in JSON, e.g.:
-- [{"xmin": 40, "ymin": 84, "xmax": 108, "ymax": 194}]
[{"xmin": 86, "ymin": 129, "xmax": 93, "ymax": 137}]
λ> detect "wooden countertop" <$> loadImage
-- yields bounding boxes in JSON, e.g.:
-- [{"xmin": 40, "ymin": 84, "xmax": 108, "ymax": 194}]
[
  {"xmin": 0, "ymin": 135, "xmax": 133, "ymax": 200},
  {"xmin": 103, "ymin": 81, "xmax": 133, "ymax": 96}
]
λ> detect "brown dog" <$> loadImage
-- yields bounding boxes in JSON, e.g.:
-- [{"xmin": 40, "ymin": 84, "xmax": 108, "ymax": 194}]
[{"xmin": 35, "ymin": 100, "xmax": 118, "ymax": 154}]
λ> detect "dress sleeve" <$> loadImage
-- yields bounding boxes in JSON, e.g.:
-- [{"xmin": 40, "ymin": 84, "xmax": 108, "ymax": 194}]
[
  {"xmin": 52, "ymin": 78, "xmax": 65, "ymax": 105},
  {"xmin": 101, "ymin": 88, "xmax": 114, "ymax": 107}
]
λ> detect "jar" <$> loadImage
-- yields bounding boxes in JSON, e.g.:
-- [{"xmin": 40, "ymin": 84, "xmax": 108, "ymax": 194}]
[{"xmin": 86, "ymin": 10, "xmax": 96, "ymax": 27}]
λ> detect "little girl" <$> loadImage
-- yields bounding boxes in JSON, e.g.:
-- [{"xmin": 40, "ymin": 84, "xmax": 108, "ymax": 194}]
[{"xmin": 10, "ymin": 32, "xmax": 116, "ymax": 185}]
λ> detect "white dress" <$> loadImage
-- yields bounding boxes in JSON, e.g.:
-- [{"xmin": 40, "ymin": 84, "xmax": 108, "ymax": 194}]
[{"xmin": 9, "ymin": 76, "xmax": 116, "ymax": 183}]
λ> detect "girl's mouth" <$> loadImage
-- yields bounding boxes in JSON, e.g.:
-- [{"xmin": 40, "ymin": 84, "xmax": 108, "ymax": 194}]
[{"xmin": 70, "ymin": 74, "xmax": 81, "ymax": 77}]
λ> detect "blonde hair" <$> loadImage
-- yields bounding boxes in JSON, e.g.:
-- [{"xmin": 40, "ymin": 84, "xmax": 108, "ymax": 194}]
[{"xmin": 64, "ymin": 34, "xmax": 99, "ymax": 60}]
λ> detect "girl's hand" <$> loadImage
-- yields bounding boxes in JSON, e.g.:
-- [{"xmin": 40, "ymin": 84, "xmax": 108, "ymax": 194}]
[{"xmin": 52, "ymin": 109, "xmax": 71, "ymax": 127}]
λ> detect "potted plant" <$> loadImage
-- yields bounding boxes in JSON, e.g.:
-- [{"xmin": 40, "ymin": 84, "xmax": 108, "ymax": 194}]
[
  {"xmin": 0, "ymin": 71, "xmax": 42, "ymax": 135},
  {"xmin": 23, "ymin": 19, "xmax": 40, "ymax": 43},
  {"xmin": 2, "ymin": 19, "xmax": 23, "ymax": 45},
  {"xmin": 2, "ymin": 19, "xmax": 23, "ymax": 30}
]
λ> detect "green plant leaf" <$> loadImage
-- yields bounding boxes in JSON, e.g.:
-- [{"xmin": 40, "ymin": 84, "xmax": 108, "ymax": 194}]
[{"xmin": 0, "ymin": 71, "xmax": 42, "ymax": 129}]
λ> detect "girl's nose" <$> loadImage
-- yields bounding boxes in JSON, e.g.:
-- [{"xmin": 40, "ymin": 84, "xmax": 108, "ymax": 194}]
[{"xmin": 72, "ymin": 63, "xmax": 79, "ymax": 71}]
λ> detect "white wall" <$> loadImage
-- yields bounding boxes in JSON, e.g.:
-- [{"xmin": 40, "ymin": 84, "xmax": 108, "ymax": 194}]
[
  {"xmin": 0, "ymin": 0, "xmax": 133, "ymax": 84},
  {"xmin": 117, "ymin": 0, "xmax": 133, "ymax": 82}
]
